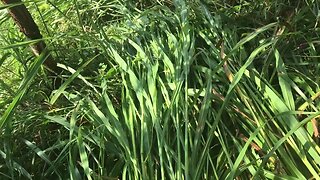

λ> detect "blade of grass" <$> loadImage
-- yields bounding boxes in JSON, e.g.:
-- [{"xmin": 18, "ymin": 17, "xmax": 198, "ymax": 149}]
[
  {"xmin": 275, "ymin": 49, "xmax": 295, "ymax": 110},
  {"xmin": 78, "ymin": 128, "xmax": 92, "ymax": 180},
  {"xmin": 50, "ymin": 53, "xmax": 100, "ymax": 105},
  {"xmin": 0, "ymin": 51, "xmax": 49, "ymax": 131},
  {"xmin": 0, "ymin": 150, "xmax": 32, "ymax": 180},
  {"xmin": 22, "ymin": 138, "xmax": 62, "ymax": 179}
]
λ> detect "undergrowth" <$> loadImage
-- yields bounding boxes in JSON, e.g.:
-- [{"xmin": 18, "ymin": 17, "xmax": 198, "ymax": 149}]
[{"xmin": 0, "ymin": 0, "xmax": 320, "ymax": 179}]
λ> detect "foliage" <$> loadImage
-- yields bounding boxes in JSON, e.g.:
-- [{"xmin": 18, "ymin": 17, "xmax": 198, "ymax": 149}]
[{"xmin": 0, "ymin": 0, "xmax": 320, "ymax": 179}]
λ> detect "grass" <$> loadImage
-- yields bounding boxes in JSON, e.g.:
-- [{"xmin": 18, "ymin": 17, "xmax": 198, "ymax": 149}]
[{"xmin": 0, "ymin": 0, "xmax": 320, "ymax": 179}]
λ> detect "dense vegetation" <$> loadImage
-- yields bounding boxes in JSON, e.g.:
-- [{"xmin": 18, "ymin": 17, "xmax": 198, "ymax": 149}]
[{"xmin": 0, "ymin": 0, "xmax": 320, "ymax": 179}]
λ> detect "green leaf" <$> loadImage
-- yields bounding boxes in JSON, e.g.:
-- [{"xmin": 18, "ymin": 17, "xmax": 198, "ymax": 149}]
[
  {"xmin": 0, "ymin": 52, "xmax": 49, "ymax": 131},
  {"xmin": 78, "ymin": 128, "xmax": 92, "ymax": 180},
  {"xmin": 275, "ymin": 49, "xmax": 295, "ymax": 110}
]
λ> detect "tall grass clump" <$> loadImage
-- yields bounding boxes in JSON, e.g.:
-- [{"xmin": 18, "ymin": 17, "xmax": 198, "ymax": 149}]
[{"xmin": 0, "ymin": 0, "xmax": 320, "ymax": 179}]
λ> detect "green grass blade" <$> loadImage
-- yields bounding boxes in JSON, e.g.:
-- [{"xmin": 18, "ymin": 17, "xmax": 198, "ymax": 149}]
[
  {"xmin": 0, "ymin": 52, "xmax": 49, "ymax": 131},
  {"xmin": 0, "ymin": 150, "xmax": 32, "ymax": 180},
  {"xmin": 22, "ymin": 139, "xmax": 62, "ymax": 179},
  {"xmin": 50, "ymin": 54, "xmax": 100, "ymax": 105},
  {"xmin": 275, "ymin": 49, "xmax": 295, "ymax": 110},
  {"xmin": 78, "ymin": 128, "xmax": 92, "ymax": 180}
]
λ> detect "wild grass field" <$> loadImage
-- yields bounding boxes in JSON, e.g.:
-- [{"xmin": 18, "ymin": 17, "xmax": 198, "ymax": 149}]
[{"xmin": 0, "ymin": 0, "xmax": 320, "ymax": 179}]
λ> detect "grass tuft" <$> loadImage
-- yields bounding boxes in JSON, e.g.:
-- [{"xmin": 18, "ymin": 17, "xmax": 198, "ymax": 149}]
[{"xmin": 1, "ymin": 0, "xmax": 320, "ymax": 179}]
